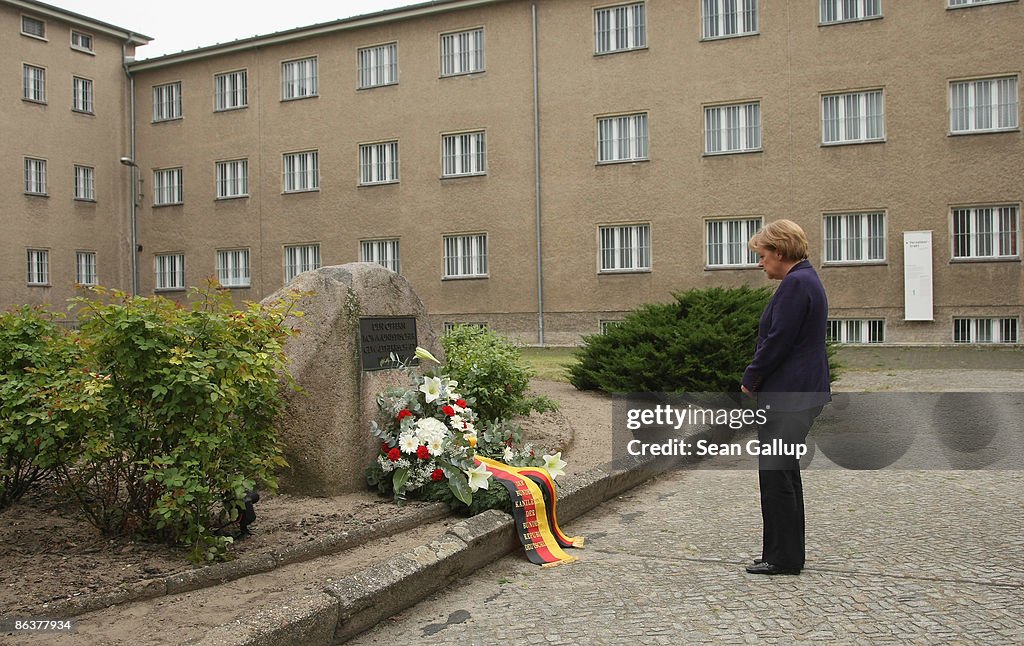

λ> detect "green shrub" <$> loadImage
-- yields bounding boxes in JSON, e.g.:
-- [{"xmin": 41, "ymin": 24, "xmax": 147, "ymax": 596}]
[{"xmin": 441, "ymin": 325, "xmax": 556, "ymax": 422}]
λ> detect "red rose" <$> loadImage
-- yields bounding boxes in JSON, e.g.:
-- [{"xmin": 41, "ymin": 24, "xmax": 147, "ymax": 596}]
[
  {"xmin": 416, "ymin": 445, "xmax": 430, "ymax": 460},
  {"xmin": 456, "ymin": 399, "xmax": 467, "ymax": 408},
  {"xmin": 431, "ymin": 469, "xmax": 445, "ymax": 481},
  {"xmin": 396, "ymin": 409, "xmax": 413, "ymax": 421},
  {"xmin": 442, "ymin": 405, "xmax": 456, "ymax": 417},
  {"xmin": 388, "ymin": 448, "xmax": 401, "ymax": 461},
  {"xmin": 381, "ymin": 442, "xmax": 390, "ymax": 453}
]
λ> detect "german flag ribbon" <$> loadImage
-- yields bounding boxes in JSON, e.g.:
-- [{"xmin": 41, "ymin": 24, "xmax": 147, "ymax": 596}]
[{"xmin": 474, "ymin": 456, "xmax": 585, "ymax": 567}]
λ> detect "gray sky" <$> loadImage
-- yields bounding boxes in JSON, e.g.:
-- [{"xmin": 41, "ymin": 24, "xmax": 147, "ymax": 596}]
[{"xmin": 47, "ymin": 0, "xmax": 416, "ymax": 59}]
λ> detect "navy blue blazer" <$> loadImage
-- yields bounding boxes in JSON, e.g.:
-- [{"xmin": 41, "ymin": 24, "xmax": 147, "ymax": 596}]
[{"xmin": 742, "ymin": 259, "xmax": 831, "ymax": 411}]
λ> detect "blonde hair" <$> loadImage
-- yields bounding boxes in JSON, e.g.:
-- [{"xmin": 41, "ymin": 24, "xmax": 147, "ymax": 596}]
[{"xmin": 748, "ymin": 219, "xmax": 809, "ymax": 262}]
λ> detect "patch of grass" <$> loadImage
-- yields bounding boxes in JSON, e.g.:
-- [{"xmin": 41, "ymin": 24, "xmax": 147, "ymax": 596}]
[{"xmin": 520, "ymin": 346, "xmax": 578, "ymax": 383}]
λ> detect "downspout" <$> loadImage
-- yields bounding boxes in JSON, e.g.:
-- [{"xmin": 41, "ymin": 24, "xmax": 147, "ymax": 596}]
[
  {"xmin": 531, "ymin": 2, "xmax": 545, "ymax": 345},
  {"xmin": 121, "ymin": 38, "xmax": 139, "ymax": 296}
]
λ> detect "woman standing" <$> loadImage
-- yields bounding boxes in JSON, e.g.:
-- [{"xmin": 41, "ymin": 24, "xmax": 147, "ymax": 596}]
[{"xmin": 741, "ymin": 220, "xmax": 830, "ymax": 576}]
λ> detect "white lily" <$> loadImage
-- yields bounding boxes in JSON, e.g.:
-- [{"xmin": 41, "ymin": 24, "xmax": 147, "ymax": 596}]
[
  {"xmin": 542, "ymin": 452, "xmax": 567, "ymax": 480},
  {"xmin": 465, "ymin": 463, "xmax": 491, "ymax": 492},
  {"xmin": 419, "ymin": 376, "xmax": 442, "ymax": 403},
  {"xmin": 415, "ymin": 346, "xmax": 441, "ymax": 364}
]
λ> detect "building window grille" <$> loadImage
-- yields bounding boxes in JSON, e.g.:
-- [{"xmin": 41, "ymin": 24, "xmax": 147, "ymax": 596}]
[
  {"xmin": 27, "ymin": 249, "xmax": 49, "ymax": 285},
  {"xmin": 283, "ymin": 151, "xmax": 319, "ymax": 192},
  {"xmin": 820, "ymin": 0, "xmax": 881, "ymax": 24},
  {"xmin": 822, "ymin": 90, "xmax": 884, "ymax": 144},
  {"xmin": 153, "ymin": 168, "xmax": 183, "ymax": 205},
  {"xmin": 284, "ymin": 244, "xmax": 321, "ymax": 282},
  {"xmin": 824, "ymin": 212, "xmax": 886, "ymax": 263},
  {"xmin": 702, "ymin": 0, "xmax": 758, "ymax": 39},
  {"xmin": 24, "ymin": 157, "xmax": 47, "ymax": 195},
  {"xmin": 76, "ymin": 251, "xmax": 97, "ymax": 286},
  {"xmin": 827, "ymin": 319, "xmax": 885, "ymax": 344},
  {"xmin": 216, "ymin": 249, "xmax": 250, "ymax": 287},
  {"xmin": 705, "ymin": 102, "xmax": 761, "ymax": 153},
  {"xmin": 216, "ymin": 159, "xmax": 248, "ymax": 198},
  {"xmin": 441, "ymin": 28, "xmax": 484, "ymax": 76},
  {"xmin": 360, "ymin": 239, "xmax": 400, "ymax": 273},
  {"xmin": 442, "ymin": 132, "xmax": 486, "ymax": 177},
  {"xmin": 155, "ymin": 254, "xmax": 185, "ymax": 290},
  {"xmin": 599, "ymin": 224, "xmax": 651, "ymax": 272},
  {"xmin": 153, "ymin": 82, "xmax": 182, "ymax": 121},
  {"xmin": 358, "ymin": 43, "xmax": 398, "ymax": 88},
  {"xmin": 443, "ymin": 234, "xmax": 488, "ymax": 278},
  {"xmin": 595, "ymin": 3, "xmax": 647, "ymax": 54},
  {"xmin": 282, "ymin": 57, "xmax": 318, "ymax": 99},
  {"xmin": 215, "ymin": 70, "xmax": 247, "ymax": 111},
  {"xmin": 953, "ymin": 318, "xmax": 1018, "ymax": 344},
  {"xmin": 950, "ymin": 76, "xmax": 1019, "ymax": 134},
  {"xmin": 706, "ymin": 218, "xmax": 762, "ymax": 267},
  {"xmin": 598, "ymin": 113, "xmax": 649, "ymax": 163},
  {"xmin": 74, "ymin": 165, "xmax": 95, "ymax": 201},
  {"xmin": 952, "ymin": 206, "xmax": 1019, "ymax": 259},
  {"xmin": 23, "ymin": 64, "xmax": 45, "ymax": 103},
  {"xmin": 359, "ymin": 141, "xmax": 399, "ymax": 185}
]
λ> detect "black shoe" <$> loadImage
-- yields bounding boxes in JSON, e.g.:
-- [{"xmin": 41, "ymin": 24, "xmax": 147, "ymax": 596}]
[
  {"xmin": 752, "ymin": 557, "xmax": 764, "ymax": 564},
  {"xmin": 745, "ymin": 562, "xmax": 800, "ymax": 575}
]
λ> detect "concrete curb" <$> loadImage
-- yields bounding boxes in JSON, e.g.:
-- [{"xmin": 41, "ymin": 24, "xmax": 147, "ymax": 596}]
[{"xmin": 198, "ymin": 423, "xmax": 729, "ymax": 645}]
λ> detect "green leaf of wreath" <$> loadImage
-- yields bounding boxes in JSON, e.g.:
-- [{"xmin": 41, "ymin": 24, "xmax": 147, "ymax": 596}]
[
  {"xmin": 446, "ymin": 469, "xmax": 473, "ymax": 506},
  {"xmin": 392, "ymin": 467, "xmax": 409, "ymax": 493}
]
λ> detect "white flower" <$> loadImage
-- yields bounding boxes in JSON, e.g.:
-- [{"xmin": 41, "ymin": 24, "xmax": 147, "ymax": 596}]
[
  {"xmin": 420, "ymin": 376, "xmax": 443, "ymax": 403},
  {"xmin": 465, "ymin": 463, "xmax": 491, "ymax": 492},
  {"xmin": 502, "ymin": 446, "xmax": 514, "ymax": 462},
  {"xmin": 415, "ymin": 346, "xmax": 441, "ymax": 364},
  {"xmin": 398, "ymin": 432, "xmax": 420, "ymax": 454},
  {"xmin": 427, "ymin": 436, "xmax": 445, "ymax": 457},
  {"xmin": 542, "ymin": 452, "xmax": 567, "ymax": 480},
  {"xmin": 415, "ymin": 417, "xmax": 447, "ymax": 441}
]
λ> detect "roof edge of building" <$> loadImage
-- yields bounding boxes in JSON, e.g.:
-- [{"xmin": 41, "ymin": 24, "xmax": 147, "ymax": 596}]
[{"xmin": 5, "ymin": 0, "xmax": 152, "ymax": 44}]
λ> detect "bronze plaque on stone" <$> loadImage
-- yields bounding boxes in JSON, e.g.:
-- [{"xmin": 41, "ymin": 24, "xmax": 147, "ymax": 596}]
[{"xmin": 359, "ymin": 317, "xmax": 419, "ymax": 371}]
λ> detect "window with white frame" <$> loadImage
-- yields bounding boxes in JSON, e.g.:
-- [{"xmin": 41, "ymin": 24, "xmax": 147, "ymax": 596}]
[
  {"xmin": 284, "ymin": 244, "xmax": 321, "ymax": 282},
  {"xmin": 595, "ymin": 3, "xmax": 647, "ymax": 54},
  {"xmin": 949, "ymin": 0, "xmax": 1016, "ymax": 7},
  {"xmin": 705, "ymin": 102, "xmax": 761, "ymax": 154},
  {"xmin": 599, "ymin": 223, "xmax": 651, "ymax": 272},
  {"xmin": 216, "ymin": 159, "xmax": 248, "ymax": 198},
  {"xmin": 74, "ymin": 165, "xmax": 95, "ymax": 201},
  {"xmin": 153, "ymin": 168, "xmax": 183, "ymax": 205},
  {"xmin": 214, "ymin": 70, "xmax": 247, "ymax": 111},
  {"xmin": 75, "ymin": 251, "xmax": 97, "ymax": 286},
  {"xmin": 706, "ymin": 217, "xmax": 762, "ymax": 267},
  {"xmin": 443, "ymin": 234, "xmax": 488, "ymax": 278},
  {"xmin": 71, "ymin": 30, "xmax": 93, "ymax": 52},
  {"xmin": 702, "ymin": 0, "xmax": 758, "ymax": 39},
  {"xmin": 950, "ymin": 76, "xmax": 1019, "ymax": 134},
  {"xmin": 820, "ymin": 0, "xmax": 881, "ymax": 24},
  {"xmin": 282, "ymin": 57, "xmax": 317, "ymax": 100},
  {"xmin": 216, "ymin": 249, "xmax": 250, "ymax": 287},
  {"xmin": 358, "ymin": 43, "xmax": 398, "ymax": 88},
  {"xmin": 26, "ymin": 249, "xmax": 49, "ymax": 285},
  {"xmin": 822, "ymin": 90, "xmax": 884, "ymax": 144},
  {"xmin": 952, "ymin": 205, "xmax": 1019, "ymax": 259},
  {"xmin": 442, "ymin": 132, "xmax": 486, "ymax": 177},
  {"xmin": 361, "ymin": 239, "xmax": 400, "ymax": 272},
  {"xmin": 598, "ymin": 113, "xmax": 649, "ymax": 163},
  {"xmin": 441, "ymin": 28, "xmax": 484, "ymax": 76},
  {"xmin": 444, "ymin": 321, "xmax": 487, "ymax": 333},
  {"xmin": 21, "ymin": 15, "xmax": 45, "ymax": 39},
  {"xmin": 824, "ymin": 212, "xmax": 886, "ymax": 263},
  {"xmin": 283, "ymin": 151, "xmax": 319, "ymax": 192},
  {"xmin": 23, "ymin": 64, "xmax": 45, "ymax": 102},
  {"xmin": 954, "ymin": 317, "xmax": 1018, "ymax": 344},
  {"xmin": 73, "ymin": 76, "xmax": 93, "ymax": 113},
  {"xmin": 359, "ymin": 141, "xmax": 399, "ymax": 185},
  {"xmin": 155, "ymin": 253, "xmax": 185, "ymax": 290},
  {"xmin": 152, "ymin": 82, "xmax": 182, "ymax": 121},
  {"xmin": 599, "ymin": 320, "xmax": 623, "ymax": 335},
  {"xmin": 24, "ymin": 157, "xmax": 46, "ymax": 195},
  {"xmin": 827, "ymin": 319, "xmax": 885, "ymax": 344}
]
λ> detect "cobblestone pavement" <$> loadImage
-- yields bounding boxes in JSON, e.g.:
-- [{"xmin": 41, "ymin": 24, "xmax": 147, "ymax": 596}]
[{"xmin": 351, "ymin": 466, "xmax": 1023, "ymax": 644}]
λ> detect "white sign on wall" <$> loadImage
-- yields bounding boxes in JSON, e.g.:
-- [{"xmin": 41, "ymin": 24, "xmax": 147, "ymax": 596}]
[{"xmin": 903, "ymin": 231, "xmax": 933, "ymax": 321}]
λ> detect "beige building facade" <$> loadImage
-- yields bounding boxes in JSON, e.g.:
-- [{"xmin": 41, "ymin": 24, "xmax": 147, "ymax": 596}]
[{"xmin": 3, "ymin": 0, "xmax": 1023, "ymax": 346}]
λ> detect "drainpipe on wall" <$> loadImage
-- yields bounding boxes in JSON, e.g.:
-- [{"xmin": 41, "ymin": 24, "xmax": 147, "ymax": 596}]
[
  {"xmin": 531, "ymin": 2, "xmax": 545, "ymax": 346},
  {"xmin": 121, "ymin": 38, "xmax": 139, "ymax": 296}
]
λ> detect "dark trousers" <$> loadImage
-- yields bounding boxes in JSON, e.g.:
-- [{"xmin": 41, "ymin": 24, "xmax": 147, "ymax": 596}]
[{"xmin": 757, "ymin": 407, "xmax": 821, "ymax": 570}]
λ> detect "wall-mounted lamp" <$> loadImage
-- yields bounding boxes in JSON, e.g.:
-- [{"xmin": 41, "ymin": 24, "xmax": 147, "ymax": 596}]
[{"xmin": 120, "ymin": 156, "xmax": 140, "ymax": 296}]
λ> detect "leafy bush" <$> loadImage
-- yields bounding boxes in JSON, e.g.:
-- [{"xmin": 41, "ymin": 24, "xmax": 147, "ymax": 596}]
[{"xmin": 441, "ymin": 325, "xmax": 556, "ymax": 422}]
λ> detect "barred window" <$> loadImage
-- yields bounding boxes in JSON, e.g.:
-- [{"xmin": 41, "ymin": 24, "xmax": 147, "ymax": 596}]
[
  {"xmin": 595, "ymin": 3, "xmax": 647, "ymax": 54},
  {"xmin": 215, "ymin": 70, "xmax": 247, "ymax": 111},
  {"xmin": 155, "ymin": 254, "xmax": 185, "ymax": 290},
  {"xmin": 820, "ymin": 0, "xmax": 881, "ymax": 24},
  {"xmin": 949, "ymin": 0, "xmax": 1016, "ymax": 7},
  {"xmin": 153, "ymin": 168, "xmax": 183, "ymax": 205},
  {"xmin": 74, "ymin": 165, "xmax": 95, "ymax": 201},
  {"xmin": 444, "ymin": 322, "xmax": 487, "ymax": 334},
  {"xmin": 358, "ymin": 43, "xmax": 398, "ymax": 88},
  {"xmin": 283, "ymin": 151, "xmax": 319, "ymax": 192},
  {"xmin": 284, "ymin": 244, "xmax": 321, "ymax": 282},
  {"xmin": 705, "ymin": 102, "xmax": 761, "ymax": 154},
  {"xmin": 441, "ymin": 28, "xmax": 484, "ymax": 76},
  {"xmin": 216, "ymin": 249, "xmax": 250, "ymax": 288},
  {"xmin": 827, "ymin": 319, "xmax": 885, "ymax": 344},
  {"xmin": 950, "ymin": 76, "xmax": 1019, "ymax": 134},
  {"xmin": 702, "ymin": 0, "xmax": 758, "ymax": 39},
  {"xmin": 952, "ymin": 206, "xmax": 1019, "ymax": 259},
  {"xmin": 954, "ymin": 318, "xmax": 1018, "ymax": 344},
  {"xmin": 23, "ymin": 64, "xmax": 45, "ymax": 102},
  {"xmin": 442, "ymin": 132, "xmax": 486, "ymax": 177},
  {"xmin": 21, "ymin": 16, "xmax": 45, "ymax": 38},
  {"xmin": 598, "ymin": 113, "xmax": 649, "ymax": 163},
  {"xmin": 282, "ymin": 57, "xmax": 318, "ymax": 100},
  {"xmin": 824, "ymin": 212, "xmax": 886, "ymax": 263},
  {"xmin": 76, "ymin": 251, "xmax": 97, "ymax": 286},
  {"xmin": 600, "ymin": 320, "xmax": 623, "ymax": 335},
  {"xmin": 27, "ymin": 249, "xmax": 49, "ymax": 285},
  {"xmin": 73, "ymin": 76, "xmax": 94, "ymax": 113},
  {"xmin": 153, "ymin": 82, "xmax": 182, "ymax": 121},
  {"xmin": 216, "ymin": 159, "xmax": 248, "ymax": 198},
  {"xmin": 600, "ymin": 224, "xmax": 651, "ymax": 272},
  {"xmin": 706, "ymin": 218, "xmax": 762, "ymax": 267},
  {"xmin": 822, "ymin": 90, "xmax": 884, "ymax": 144},
  {"xmin": 360, "ymin": 239, "xmax": 400, "ymax": 273},
  {"xmin": 24, "ymin": 158, "xmax": 46, "ymax": 195},
  {"xmin": 71, "ymin": 30, "xmax": 93, "ymax": 52},
  {"xmin": 360, "ymin": 141, "xmax": 399, "ymax": 185},
  {"xmin": 444, "ymin": 234, "xmax": 488, "ymax": 278}
]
